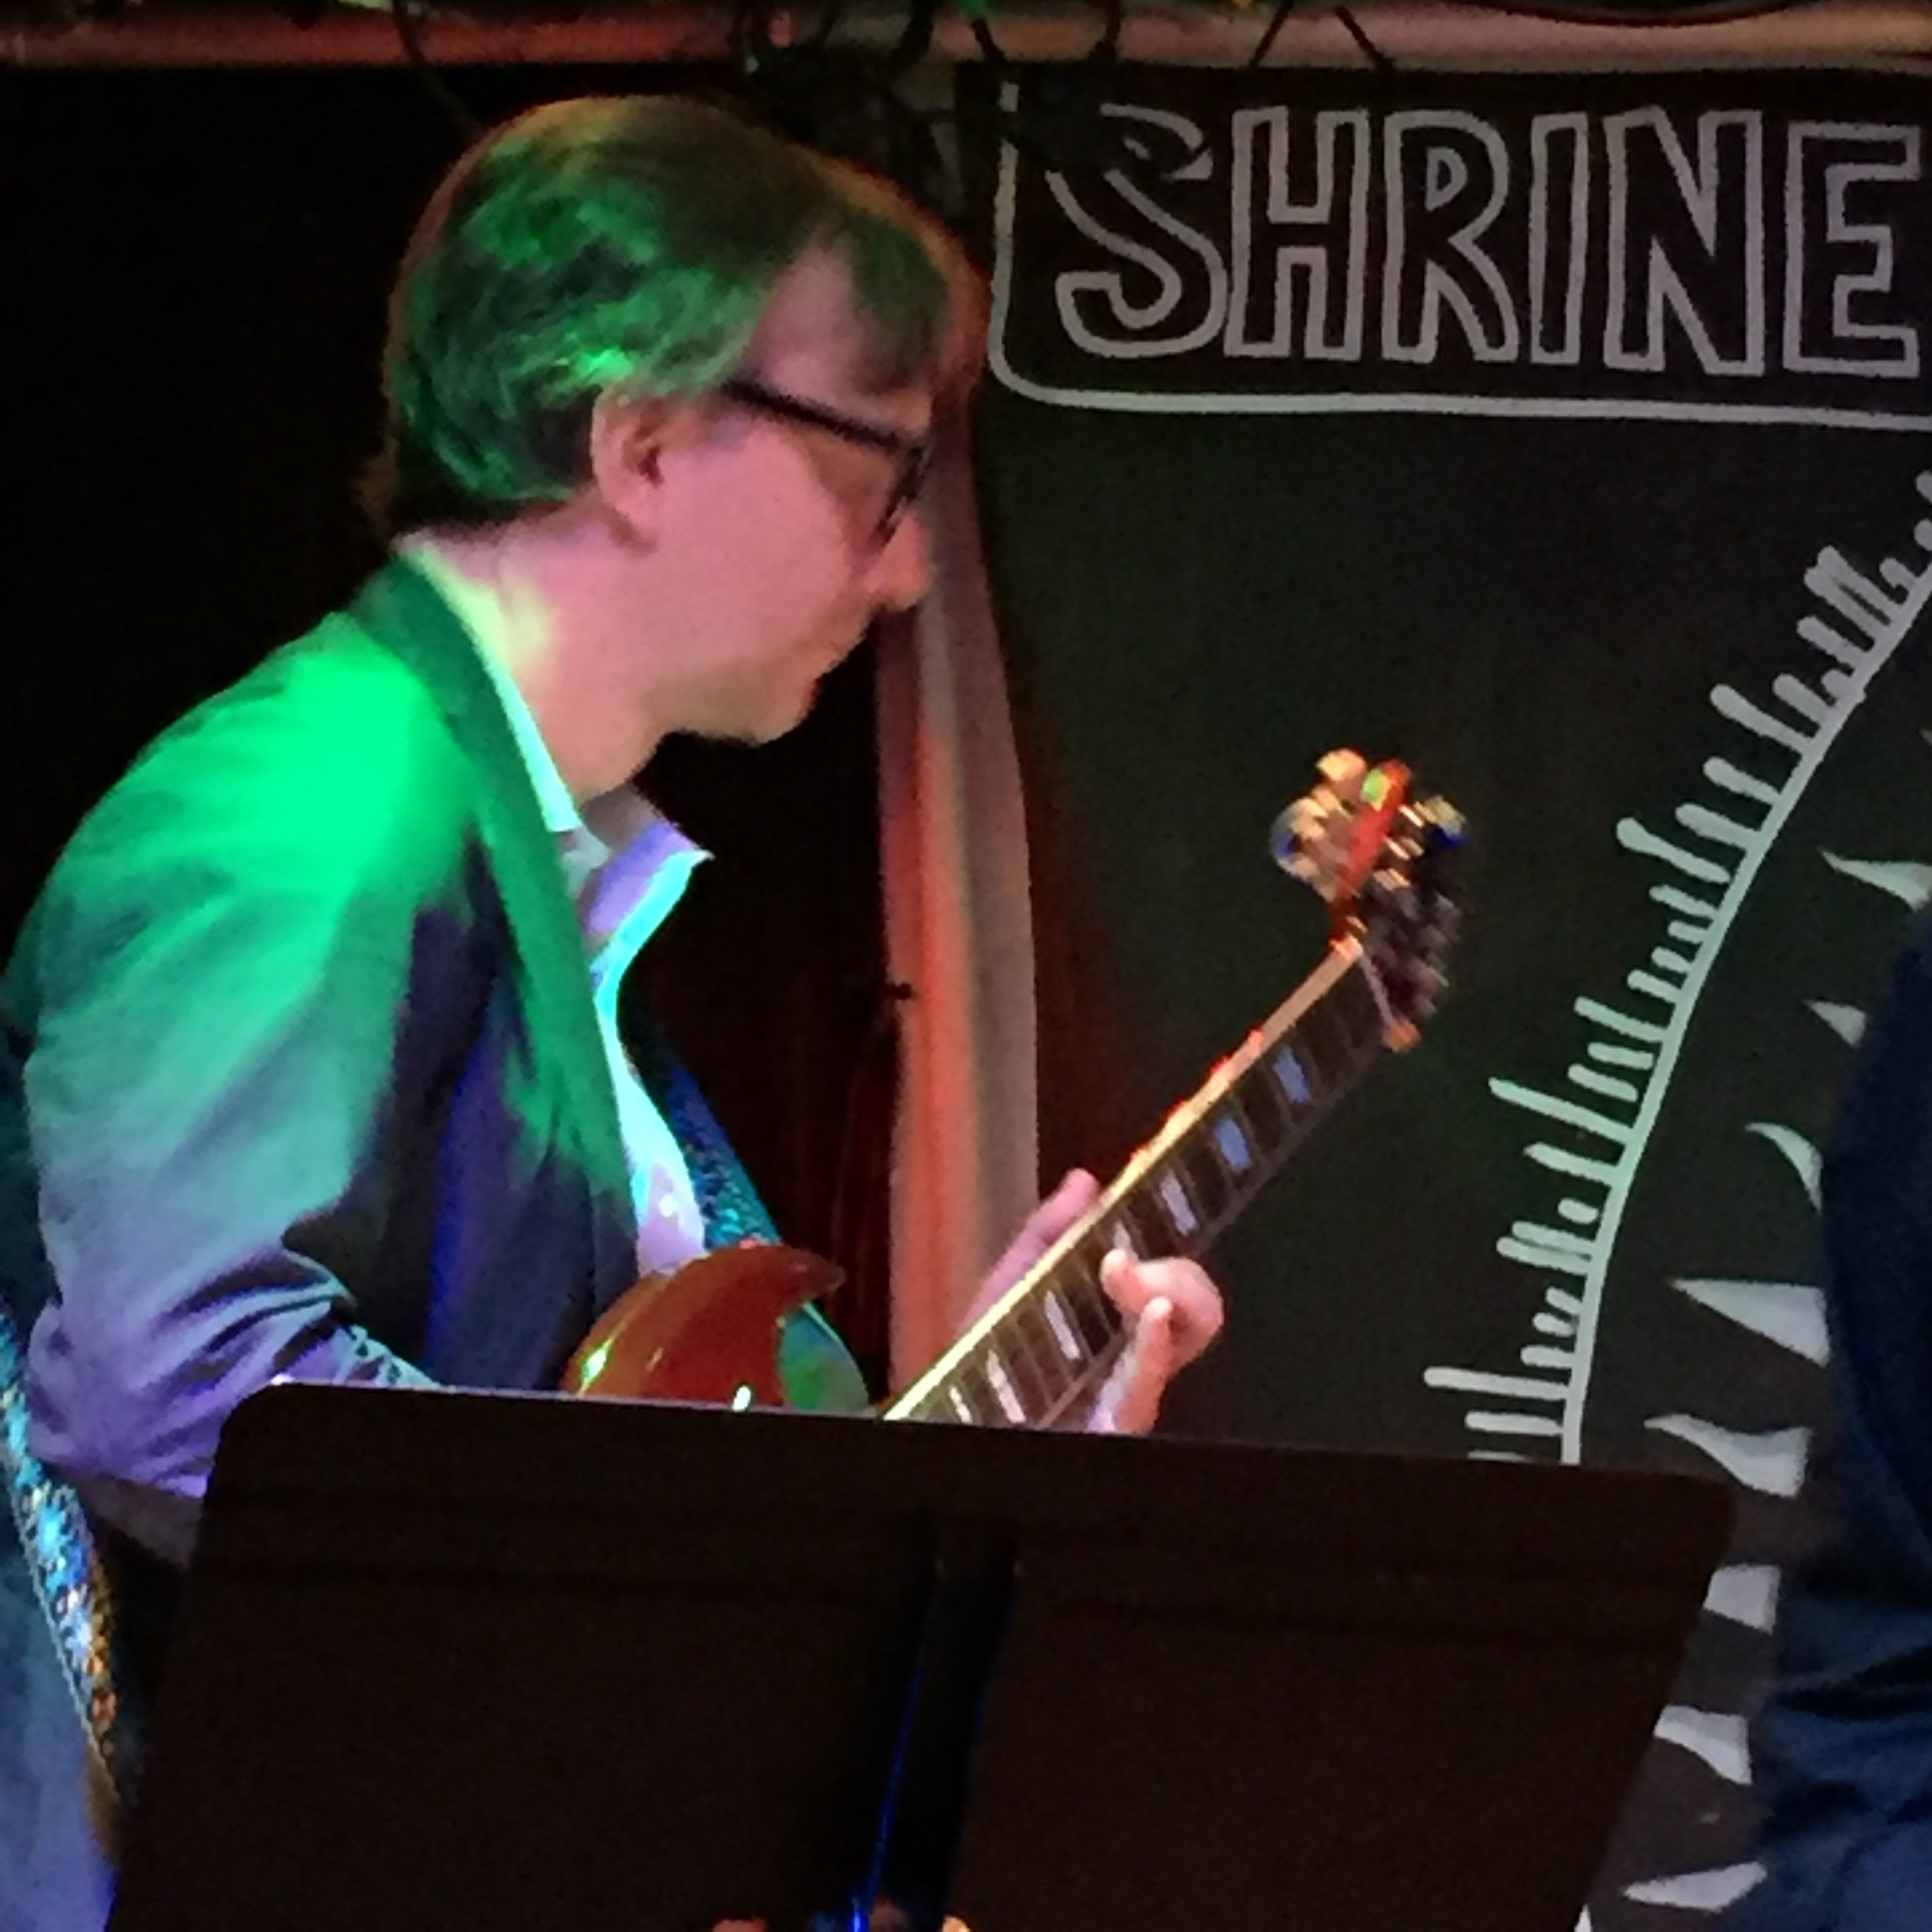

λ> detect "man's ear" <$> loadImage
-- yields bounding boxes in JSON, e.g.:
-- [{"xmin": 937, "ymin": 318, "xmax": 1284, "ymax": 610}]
[{"xmin": 585, "ymin": 390, "xmax": 690, "ymax": 544}]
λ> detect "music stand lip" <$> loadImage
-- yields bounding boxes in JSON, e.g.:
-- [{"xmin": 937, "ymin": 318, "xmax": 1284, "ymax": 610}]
[{"xmin": 112, "ymin": 1383, "xmax": 1735, "ymax": 1932}]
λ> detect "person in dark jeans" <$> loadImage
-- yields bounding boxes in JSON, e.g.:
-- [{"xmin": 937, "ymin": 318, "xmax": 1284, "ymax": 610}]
[{"xmin": 1736, "ymin": 913, "xmax": 1932, "ymax": 1930}]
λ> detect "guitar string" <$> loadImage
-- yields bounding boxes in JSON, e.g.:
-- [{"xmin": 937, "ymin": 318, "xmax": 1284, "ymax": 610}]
[{"xmin": 910, "ymin": 950, "xmax": 1394, "ymax": 1428}]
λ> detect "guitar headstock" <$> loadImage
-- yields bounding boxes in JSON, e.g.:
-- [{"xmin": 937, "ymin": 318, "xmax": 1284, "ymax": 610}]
[{"xmin": 1271, "ymin": 749, "xmax": 1463, "ymax": 1045}]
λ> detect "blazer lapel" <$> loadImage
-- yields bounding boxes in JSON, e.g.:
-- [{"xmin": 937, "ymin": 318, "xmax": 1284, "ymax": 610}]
[{"xmin": 344, "ymin": 559, "xmax": 636, "ymax": 1312}]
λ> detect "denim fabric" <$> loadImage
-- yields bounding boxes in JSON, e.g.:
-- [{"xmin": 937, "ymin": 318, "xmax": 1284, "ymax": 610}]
[
  {"xmin": 1735, "ymin": 914, "xmax": 1932, "ymax": 1931},
  {"xmin": 0, "ymin": 1530, "xmax": 111, "ymax": 1932}
]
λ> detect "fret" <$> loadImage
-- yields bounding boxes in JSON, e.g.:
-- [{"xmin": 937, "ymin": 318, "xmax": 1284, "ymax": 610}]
[
  {"xmin": 969, "ymin": 1357, "xmax": 1012, "ymax": 1424},
  {"xmin": 945, "ymin": 1380, "xmax": 983, "ymax": 1426},
  {"xmin": 1292, "ymin": 990, "xmax": 1357, "ymax": 1093},
  {"xmin": 957, "ymin": 1283, "xmax": 1086, "ymax": 1424},
  {"xmin": 1041, "ymin": 1285, "xmax": 1090, "ymax": 1365},
  {"xmin": 981, "ymin": 1346, "xmax": 1030, "ymax": 1425},
  {"xmin": 1232, "ymin": 1054, "xmax": 1286, "ymax": 1145},
  {"xmin": 1069, "ymin": 1231, "xmax": 1113, "ymax": 1281},
  {"xmin": 1057, "ymin": 1262, "xmax": 1120, "ymax": 1355},
  {"xmin": 1277, "ymin": 968, "xmax": 1380, "ymax": 1099},
  {"xmin": 972, "ymin": 1294, "xmax": 1089, "ymax": 1425},
  {"xmin": 1177, "ymin": 1137, "xmax": 1231, "ymax": 1230},
  {"xmin": 1209, "ymin": 1105, "xmax": 1256, "ymax": 1179},
  {"xmin": 1120, "ymin": 1187, "xmax": 1178, "ymax": 1260},
  {"xmin": 1351, "ymin": 958, "xmax": 1396, "ymax": 1048},
  {"xmin": 1228, "ymin": 1081, "xmax": 1305, "ymax": 1197},
  {"xmin": 1152, "ymin": 1165, "xmax": 1200, "ymax": 1243},
  {"xmin": 1271, "ymin": 1035, "xmax": 1316, "ymax": 1107},
  {"xmin": 999, "ymin": 1300, "xmax": 1062, "ymax": 1418},
  {"xmin": 1022, "ymin": 1294, "xmax": 1085, "ymax": 1404}
]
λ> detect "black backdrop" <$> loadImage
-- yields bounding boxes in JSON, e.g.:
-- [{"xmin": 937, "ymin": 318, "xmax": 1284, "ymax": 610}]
[{"xmin": 963, "ymin": 61, "xmax": 1932, "ymax": 1927}]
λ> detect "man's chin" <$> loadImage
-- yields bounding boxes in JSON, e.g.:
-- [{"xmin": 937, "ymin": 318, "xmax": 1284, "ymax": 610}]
[{"xmin": 715, "ymin": 680, "xmax": 820, "ymax": 748}]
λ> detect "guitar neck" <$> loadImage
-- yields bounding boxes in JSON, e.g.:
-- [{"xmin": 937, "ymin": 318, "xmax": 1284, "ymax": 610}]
[{"xmin": 886, "ymin": 938, "xmax": 1393, "ymax": 1430}]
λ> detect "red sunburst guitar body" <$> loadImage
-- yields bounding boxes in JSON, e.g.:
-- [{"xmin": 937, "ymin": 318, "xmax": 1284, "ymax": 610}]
[{"xmin": 563, "ymin": 1244, "xmax": 843, "ymax": 1405}]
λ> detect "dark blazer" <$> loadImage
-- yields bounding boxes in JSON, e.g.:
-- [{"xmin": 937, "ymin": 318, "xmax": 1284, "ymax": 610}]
[
  {"xmin": 0, "ymin": 562, "xmax": 642, "ymax": 1927},
  {"xmin": 1734, "ymin": 913, "xmax": 1932, "ymax": 1931},
  {"xmin": 3, "ymin": 560, "xmax": 645, "ymax": 1509}
]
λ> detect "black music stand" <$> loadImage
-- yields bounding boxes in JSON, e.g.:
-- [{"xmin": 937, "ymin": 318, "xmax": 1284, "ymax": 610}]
[{"xmin": 110, "ymin": 1385, "xmax": 1732, "ymax": 1932}]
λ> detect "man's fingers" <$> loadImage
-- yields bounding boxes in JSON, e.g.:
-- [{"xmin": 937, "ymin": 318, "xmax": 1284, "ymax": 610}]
[
  {"xmin": 1097, "ymin": 1294, "xmax": 1175, "ymax": 1436},
  {"xmin": 972, "ymin": 1170, "xmax": 1102, "ymax": 1315},
  {"xmin": 1037, "ymin": 1166, "xmax": 1102, "ymax": 1232},
  {"xmin": 1130, "ymin": 1294, "xmax": 1178, "ymax": 1395},
  {"xmin": 1099, "ymin": 1253, "xmax": 1225, "ymax": 1368}
]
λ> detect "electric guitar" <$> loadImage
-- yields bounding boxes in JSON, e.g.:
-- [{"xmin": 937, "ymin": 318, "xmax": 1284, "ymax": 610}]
[{"xmin": 564, "ymin": 750, "xmax": 1462, "ymax": 1421}]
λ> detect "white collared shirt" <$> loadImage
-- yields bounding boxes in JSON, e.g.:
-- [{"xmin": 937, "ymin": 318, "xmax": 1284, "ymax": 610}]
[{"xmin": 472, "ymin": 649, "xmax": 712, "ymax": 1275}]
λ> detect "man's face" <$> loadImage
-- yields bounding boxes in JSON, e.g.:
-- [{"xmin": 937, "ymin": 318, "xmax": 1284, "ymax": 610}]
[{"xmin": 643, "ymin": 248, "xmax": 938, "ymax": 745}]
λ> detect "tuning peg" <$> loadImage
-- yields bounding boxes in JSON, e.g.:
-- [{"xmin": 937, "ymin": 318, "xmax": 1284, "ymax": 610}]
[
  {"xmin": 1370, "ymin": 871, "xmax": 1417, "ymax": 914},
  {"xmin": 1317, "ymin": 748, "xmax": 1368, "ymax": 792}
]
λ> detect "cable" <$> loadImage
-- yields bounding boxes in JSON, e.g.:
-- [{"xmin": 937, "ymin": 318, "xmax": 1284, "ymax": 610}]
[
  {"xmin": 391, "ymin": 0, "xmax": 481, "ymax": 144},
  {"xmin": 1247, "ymin": 0, "xmax": 1300, "ymax": 69},
  {"xmin": 733, "ymin": 0, "xmax": 953, "ymax": 205},
  {"xmin": 826, "ymin": 979, "xmax": 914, "ymax": 1352},
  {"xmin": 1334, "ymin": 3, "xmax": 1398, "ymax": 68}
]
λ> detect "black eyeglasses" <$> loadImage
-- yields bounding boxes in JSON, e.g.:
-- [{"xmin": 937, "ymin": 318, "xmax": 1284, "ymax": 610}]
[{"xmin": 719, "ymin": 375, "xmax": 933, "ymax": 544}]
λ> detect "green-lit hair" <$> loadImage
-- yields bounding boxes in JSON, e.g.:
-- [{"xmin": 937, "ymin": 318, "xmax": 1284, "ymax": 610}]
[{"xmin": 367, "ymin": 94, "xmax": 979, "ymax": 537}]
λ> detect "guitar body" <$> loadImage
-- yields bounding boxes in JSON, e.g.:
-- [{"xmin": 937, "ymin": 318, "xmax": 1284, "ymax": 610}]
[{"xmin": 562, "ymin": 1245, "xmax": 844, "ymax": 1405}]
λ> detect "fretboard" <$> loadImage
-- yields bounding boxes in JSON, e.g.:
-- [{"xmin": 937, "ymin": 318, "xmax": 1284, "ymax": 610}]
[{"xmin": 886, "ymin": 938, "xmax": 1392, "ymax": 1431}]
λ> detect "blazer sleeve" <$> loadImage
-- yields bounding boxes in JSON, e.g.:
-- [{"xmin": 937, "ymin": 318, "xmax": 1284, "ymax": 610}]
[
  {"xmin": 1738, "ymin": 918, "xmax": 1932, "ymax": 1932},
  {"xmin": 17, "ymin": 646, "xmax": 480, "ymax": 1518}
]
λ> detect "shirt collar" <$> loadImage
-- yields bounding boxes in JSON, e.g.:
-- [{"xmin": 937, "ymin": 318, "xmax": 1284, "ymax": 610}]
[
  {"xmin": 470, "ymin": 644, "xmax": 586, "ymax": 844},
  {"xmin": 464, "ymin": 627, "xmax": 710, "ymax": 964}
]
